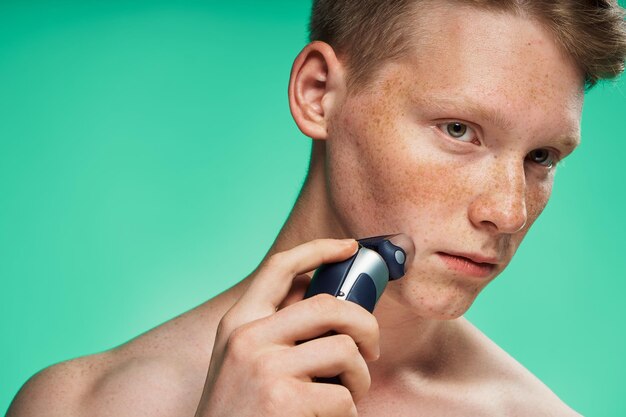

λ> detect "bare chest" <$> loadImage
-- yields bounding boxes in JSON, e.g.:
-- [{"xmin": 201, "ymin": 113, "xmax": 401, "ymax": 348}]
[{"xmin": 355, "ymin": 385, "xmax": 503, "ymax": 417}]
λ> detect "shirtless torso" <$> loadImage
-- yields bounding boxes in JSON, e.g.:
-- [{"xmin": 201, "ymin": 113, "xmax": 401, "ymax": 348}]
[{"xmin": 8, "ymin": 275, "xmax": 580, "ymax": 417}]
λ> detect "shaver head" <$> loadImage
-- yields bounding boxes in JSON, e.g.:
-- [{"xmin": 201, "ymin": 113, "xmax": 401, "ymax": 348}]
[{"xmin": 357, "ymin": 233, "xmax": 415, "ymax": 280}]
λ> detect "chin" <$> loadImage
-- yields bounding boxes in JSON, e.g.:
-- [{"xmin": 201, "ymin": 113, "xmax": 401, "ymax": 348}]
[{"xmin": 387, "ymin": 271, "xmax": 485, "ymax": 320}]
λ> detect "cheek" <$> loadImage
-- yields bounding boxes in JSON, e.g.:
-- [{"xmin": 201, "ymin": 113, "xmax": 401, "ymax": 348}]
[
  {"xmin": 517, "ymin": 168, "xmax": 556, "ymax": 241},
  {"xmin": 526, "ymin": 175, "xmax": 553, "ymax": 222},
  {"xmin": 326, "ymin": 96, "xmax": 476, "ymax": 239},
  {"xmin": 508, "ymin": 173, "xmax": 553, "ymax": 249}
]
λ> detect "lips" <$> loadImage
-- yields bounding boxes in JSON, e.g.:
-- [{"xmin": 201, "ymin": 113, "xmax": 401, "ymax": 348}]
[
  {"xmin": 443, "ymin": 251, "xmax": 499, "ymax": 265},
  {"xmin": 436, "ymin": 251, "xmax": 497, "ymax": 278}
]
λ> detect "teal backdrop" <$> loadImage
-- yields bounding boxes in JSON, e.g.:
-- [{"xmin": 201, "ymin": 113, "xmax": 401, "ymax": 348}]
[{"xmin": 1, "ymin": 1, "xmax": 625, "ymax": 415}]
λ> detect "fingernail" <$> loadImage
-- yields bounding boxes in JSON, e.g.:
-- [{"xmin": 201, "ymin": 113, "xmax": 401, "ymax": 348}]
[
  {"xmin": 343, "ymin": 240, "xmax": 358, "ymax": 255},
  {"xmin": 341, "ymin": 239, "xmax": 357, "ymax": 251}
]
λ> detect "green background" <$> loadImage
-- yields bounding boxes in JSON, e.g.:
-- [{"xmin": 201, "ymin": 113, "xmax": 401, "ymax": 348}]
[{"xmin": 1, "ymin": 1, "xmax": 624, "ymax": 415}]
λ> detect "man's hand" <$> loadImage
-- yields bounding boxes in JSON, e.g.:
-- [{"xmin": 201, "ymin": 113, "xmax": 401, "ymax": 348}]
[{"xmin": 194, "ymin": 238, "xmax": 381, "ymax": 417}]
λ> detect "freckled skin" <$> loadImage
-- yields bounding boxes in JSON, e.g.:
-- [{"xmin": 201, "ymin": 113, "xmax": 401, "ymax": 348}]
[{"xmin": 324, "ymin": 5, "xmax": 583, "ymax": 321}]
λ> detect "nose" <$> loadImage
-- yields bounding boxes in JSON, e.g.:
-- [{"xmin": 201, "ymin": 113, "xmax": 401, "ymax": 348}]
[{"xmin": 468, "ymin": 161, "xmax": 528, "ymax": 235}]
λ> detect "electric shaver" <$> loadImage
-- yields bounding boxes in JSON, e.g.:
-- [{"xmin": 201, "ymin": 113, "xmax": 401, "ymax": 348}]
[
  {"xmin": 304, "ymin": 233, "xmax": 415, "ymax": 312},
  {"xmin": 302, "ymin": 233, "xmax": 414, "ymax": 385}
]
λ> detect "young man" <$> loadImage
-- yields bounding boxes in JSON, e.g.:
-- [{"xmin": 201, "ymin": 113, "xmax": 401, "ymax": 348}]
[{"xmin": 8, "ymin": 1, "xmax": 626, "ymax": 416}]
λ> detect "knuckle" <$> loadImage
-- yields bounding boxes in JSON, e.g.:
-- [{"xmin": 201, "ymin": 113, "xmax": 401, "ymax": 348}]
[
  {"xmin": 360, "ymin": 361, "xmax": 372, "ymax": 392},
  {"xmin": 365, "ymin": 312, "xmax": 380, "ymax": 339},
  {"xmin": 266, "ymin": 252, "xmax": 286, "ymax": 270},
  {"xmin": 311, "ymin": 238, "xmax": 325, "ymax": 250},
  {"xmin": 309, "ymin": 293, "xmax": 340, "ymax": 316},
  {"xmin": 216, "ymin": 312, "xmax": 237, "ymax": 338},
  {"xmin": 224, "ymin": 324, "xmax": 256, "ymax": 361},
  {"xmin": 260, "ymin": 379, "xmax": 294, "ymax": 414},
  {"xmin": 250, "ymin": 353, "xmax": 275, "ymax": 379},
  {"xmin": 335, "ymin": 334, "xmax": 359, "ymax": 356},
  {"xmin": 335, "ymin": 386, "xmax": 357, "ymax": 416}
]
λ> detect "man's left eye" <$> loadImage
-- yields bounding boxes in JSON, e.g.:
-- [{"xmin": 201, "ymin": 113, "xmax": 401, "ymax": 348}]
[
  {"xmin": 527, "ymin": 149, "xmax": 557, "ymax": 169},
  {"xmin": 438, "ymin": 122, "xmax": 477, "ymax": 144}
]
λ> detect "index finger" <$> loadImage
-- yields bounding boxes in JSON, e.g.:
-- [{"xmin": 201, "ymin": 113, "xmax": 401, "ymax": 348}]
[{"xmin": 241, "ymin": 238, "xmax": 358, "ymax": 314}]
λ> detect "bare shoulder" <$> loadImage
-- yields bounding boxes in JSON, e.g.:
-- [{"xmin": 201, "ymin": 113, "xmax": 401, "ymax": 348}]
[
  {"xmin": 458, "ymin": 317, "xmax": 582, "ymax": 417},
  {"xmin": 7, "ymin": 293, "xmax": 236, "ymax": 417},
  {"xmin": 7, "ymin": 352, "xmax": 114, "ymax": 417},
  {"xmin": 7, "ymin": 350, "xmax": 204, "ymax": 417}
]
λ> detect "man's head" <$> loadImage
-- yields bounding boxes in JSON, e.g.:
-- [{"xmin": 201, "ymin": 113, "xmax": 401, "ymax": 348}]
[{"xmin": 287, "ymin": 1, "xmax": 626, "ymax": 320}]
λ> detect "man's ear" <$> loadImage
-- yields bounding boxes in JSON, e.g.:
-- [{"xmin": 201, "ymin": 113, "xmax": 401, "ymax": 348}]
[{"xmin": 288, "ymin": 41, "xmax": 346, "ymax": 140}]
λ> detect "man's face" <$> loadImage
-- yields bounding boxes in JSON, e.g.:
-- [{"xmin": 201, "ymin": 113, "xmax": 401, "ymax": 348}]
[{"xmin": 324, "ymin": 4, "xmax": 584, "ymax": 319}]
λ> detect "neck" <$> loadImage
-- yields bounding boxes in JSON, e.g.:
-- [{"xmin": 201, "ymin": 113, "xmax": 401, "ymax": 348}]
[
  {"xmin": 264, "ymin": 142, "xmax": 350, "ymax": 259},
  {"xmin": 234, "ymin": 141, "xmax": 462, "ymax": 382}
]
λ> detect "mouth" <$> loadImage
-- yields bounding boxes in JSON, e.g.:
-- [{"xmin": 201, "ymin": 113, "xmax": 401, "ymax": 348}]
[{"xmin": 436, "ymin": 252, "xmax": 497, "ymax": 278}]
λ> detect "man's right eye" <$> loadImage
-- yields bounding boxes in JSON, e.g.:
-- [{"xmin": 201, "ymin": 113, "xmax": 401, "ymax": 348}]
[{"xmin": 436, "ymin": 122, "xmax": 480, "ymax": 145}]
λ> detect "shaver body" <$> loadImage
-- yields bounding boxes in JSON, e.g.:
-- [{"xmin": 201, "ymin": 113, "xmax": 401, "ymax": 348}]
[{"xmin": 301, "ymin": 234, "xmax": 414, "ymax": 385}]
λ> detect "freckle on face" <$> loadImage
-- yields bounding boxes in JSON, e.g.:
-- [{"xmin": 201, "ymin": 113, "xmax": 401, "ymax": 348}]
[{"xmin": 324, "ymin": 4, "xmax": 581, "ymax": 319}]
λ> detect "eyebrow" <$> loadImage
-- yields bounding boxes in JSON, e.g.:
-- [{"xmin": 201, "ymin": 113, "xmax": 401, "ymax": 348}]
[{"xmin": 413, "ymin": 93, "xmax": 581, "ymax": 150}]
